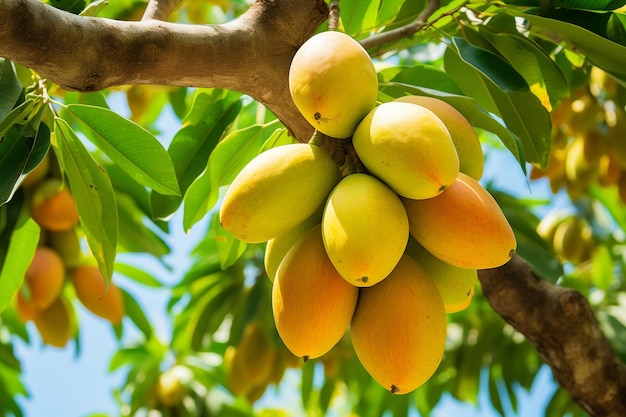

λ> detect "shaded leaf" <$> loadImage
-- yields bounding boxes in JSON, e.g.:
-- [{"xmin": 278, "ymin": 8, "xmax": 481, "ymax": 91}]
[
  {"xmin": 0, "ymin": 59, "xmax": 23, "ymax": 122},
  {"xmin": 121, "ymin": 288, "xmax": 153, "ymax": 340}
]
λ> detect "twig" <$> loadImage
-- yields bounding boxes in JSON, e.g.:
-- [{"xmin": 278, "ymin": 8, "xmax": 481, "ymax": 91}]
[
  {"xmin": 359, "ymin": 0, "xmax": 441, "ymax": 50},
  {"xmin": 328, "ymin": 1, "xmax": 340, "ymax": 31},
  {"xmin": 142, "ymin": 0, "xmax": 181, "ymax": 21}
]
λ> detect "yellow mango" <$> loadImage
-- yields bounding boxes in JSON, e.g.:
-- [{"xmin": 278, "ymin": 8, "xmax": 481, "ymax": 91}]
[
  {"xmin": 264, "ymin": 210, "xmax": 322, "ymax": 282},
  {"xmin": 220, "ymin": 143, "xmax": 341, "ymax": 243},
  {"xmin": 322, "ymin": 173, "xmax": 408, "ymax": 287},
  {"xmin": 33, "ymin": 295, "xmax": 73, "ymax": 348},
  {"xmin": 272, "ymin": 225, "xmax": 358, "ymax": 360},
  {"xmin": 405, "ymin": 237, "xmax": 477, "ymax": 313},
  {"xmin": 402, "ymin": 173, "xmax": 516, "ymax": 269},
  {"xmin": 395, "ymin": 96, "xmax": 484, "ymax": 180},
  {"xmin": 289, "ymin": 31, "xmax": 378, "ymax": 138},
  {"xmin": 352, "ymin": 102, "xmax": 459, "ymax": 199},
  {"xmin": 350, "ymin": 255, "xmax": 447, "ymax": 394}
]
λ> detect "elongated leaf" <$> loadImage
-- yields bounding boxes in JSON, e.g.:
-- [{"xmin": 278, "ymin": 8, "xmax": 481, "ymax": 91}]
[
  {"xmin": 121, "ymin": 288, "xmax": 153, "ymax": 340},
  {"xmin": 339, "ymin": 0, "xmax": 381, "ymax": 36},
  {"xmin": 54, "ymin": 118, "xmax": 117, "ymax": 283},
  {"xmin": 182, "ymin": 122, "xmax": 281, "ymax": 232},
  {"xmin": 150, "ymin": 91, "xmax": 242, "ymax": 219},
  {"xmin": 212, "ymin": 214, "xmax": 247, "ymax": 270},
  {"xmin": 0, "ymin": 217, "xmax": 40, "ymax": 313},
  {"xmin": 0, "ymin": 99, "xmax": 37, "ymax": 139},
  {"xmin": 517, "ymin": 10, "xmax": 626, "ymax": 79},
  {"xmin": 0, "ymin": 59, "xmax": 23, "ymax": 122},
  {"xmin": 115, "ymin": 262, "xmax": 163, "ymax": 288},
  {"xmin": 445, "ymin": 38, "xmax": 551, "ymax": 167},
  {"xmin": 0, "ymin": 124, "xmax": 35, "ymax": 206},
  {"xmin": 66, "ymin": 104, "xmax": 180, "ymax": 196},
  {"xmin": 116, "ymin": 192, "xmax": 170, "ymax": 257},
  {"xmin": 504, "ymin": 0, "xmax": 626, "ymax": 10}
]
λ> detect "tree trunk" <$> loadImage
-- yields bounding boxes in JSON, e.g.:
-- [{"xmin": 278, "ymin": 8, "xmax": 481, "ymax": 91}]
[{"xmin": 2, "ymin": 1, "xmax": 626, "ymax": 415}]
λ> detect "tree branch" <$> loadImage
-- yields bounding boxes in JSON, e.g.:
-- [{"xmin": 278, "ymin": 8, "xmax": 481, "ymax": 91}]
[
  {"xmin": 0, "ymin": 0, "xmax": 327, "ymax": 141},
  {"xmin": 142, "ymin": 0, "xmax": 181, "ymax": 21},
  {"xmin": 479, "ymin": 255, "xmax": 626, "ymax": 417}
]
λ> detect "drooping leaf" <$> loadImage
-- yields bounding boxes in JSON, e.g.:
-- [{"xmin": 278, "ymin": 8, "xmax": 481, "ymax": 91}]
[
  {"xmin": 116, "ymin": 192, "xmax": 170, "ymax": 257},
  {"xmin": 150, "ymin": 90, "xmax": 242, "ymax": 219},
  {"xmin": 0, "ymin": 124, "xmax": 36, "ymax": 206},
  {"xmin": 54, "ymin": 118, "xmax": 118, "ymax": 283},
  {"xmin": 211, "ymin": 213, "xmax": 247, "ymax": 270},
  {"xmin": 120, "ymin": 288, "xmax": 153, "ymax": 340},
  {"xmin": 115, "ymin": 261, "xmax": 164, "ymax": 288},
  {"xmin": 0, "ymin": 217, "xmax": 40, "ymax": 313},
  {"xmin": 0, "ymin": 99, "xmax": 37, "ymax": 139},
  {"xmin": 503, "ymin": 0, "xmax": 626, "ymax": 11},
  {"xmin": 66, "ymin": 104, "xmax": 180, "ymax": 196},
  {"xmin": 0, "ymin": 59, "xmax": 23, "ymax": 122}
]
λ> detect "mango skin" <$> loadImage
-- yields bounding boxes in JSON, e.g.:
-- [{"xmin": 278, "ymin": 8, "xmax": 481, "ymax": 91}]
[
  {"xmin": 220, "ymin": 143, "xmax": 341, "ymax": 243},
  {"xmin": 352, "ymin": 102, "xmax": 460, "ymax": 199},
  {"xmin": 272, "ymin": 225, "xmax": 359, "ymax": 360},
  {"xmin": 322, "ymin": 173, "xmax": 408, "ymax": 287},
  {"xmin": 405, "ymin": 237, "xmax": 477, "ymax": 313},
  {"xmin": 33, "ymin": 295, "xmax": 73, "ymax": 348},
  {"xmin": 350, "ymin": 255, "xmax": 447, "ymax": 394},
  {"xmin": 395, "ymin": 96, "xmax": 484, "ymax": 180},
  {"xmin": 402, "ymin": 173, "xmax": 516, "ymax": 269},
  {"xmin": 289, "ymin": 31, "xmax": 378, "ymax": 138}
]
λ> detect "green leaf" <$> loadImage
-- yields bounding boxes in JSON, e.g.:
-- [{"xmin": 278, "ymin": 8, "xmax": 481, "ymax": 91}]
[
  {"xmin": 378, "ymin": 64, "xmax": 464, "ymax": 96},
  {"xmin": 116, "ymin": 192, "xmax": 170, "ymax": 257},
  {"xmin": 66, "ymin": 104, "xmax": 180, "ymax": 196},
  {"xmin": 591, "ymin": 244, "xmax": 614, "ymax": 290},
  {"xmin": 46, "ymin": 0, "xmax": 87, "ymax": 14},
  {"xmin": 54, "ymin": 118, "xmax": 118, "ymax": 283},
  {"xmin": 212, "ymin": 214, "xmax": 247, "ymax": 270},
  {"xmin": 182, "ymin": 122, "xmax": 281, "ymax": 232},
  {"xmin": 121, "ymin": 288, "xmax": 153, "ymax": 340},
  {"xmin": 0, "ymin": 99, "xmax": 37, "ymax": 139},
  {"xmin": 0, "ymin": 59, "xmax": 23, "ymax": 122},
  {"xmin": 0, "ymin": 124, "xmax": 36, "ymax": 206},
  {"xmin": 504, "ymin": 0, "xmax": 626, "ymax": 10},
  {"xmin": 445, "ymin": 38, "xmax": 551, "ymax": 167},
  {"xmin": 339, "ymin": 0, "xmax": 381, "ymax": 36},
  {"xmin": 150, "ymin": 91, "xmax": 242, "ymax": 219},
  {"xmin": 518, "ymin": 10, "xmax": 626, "ymax": 79},
  {"xmin": 79, "ymin": 0, "xmax": 109, "ymax": 16},
  {"xmin": 115, "ymin": 261, "xmax": 163, "ymax": 288},
  {"xmin": 0, "ymin": 217, "xmax": 40, "ymax": 313}
]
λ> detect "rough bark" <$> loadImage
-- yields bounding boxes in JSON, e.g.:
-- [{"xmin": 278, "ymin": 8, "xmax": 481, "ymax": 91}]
[
  {"xmin": 0, "ymin": 0, "xmax": 326, "ymax": 140},
  {"xmin": 479, "ymin": 255, "xmax": 626, "ymax": 417},
  {"xmin": 2, "ymin": 1, "xmax": 626, "ymax": 416}
]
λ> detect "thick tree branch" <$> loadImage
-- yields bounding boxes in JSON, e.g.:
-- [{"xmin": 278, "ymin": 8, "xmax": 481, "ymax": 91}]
[
  {"xmin": 479, "ymin": 255, "xmax": 626, "ymax": 417},
  {"xmin": 0, "ymin": 0, "xmax": 327, "ymax": 141}
]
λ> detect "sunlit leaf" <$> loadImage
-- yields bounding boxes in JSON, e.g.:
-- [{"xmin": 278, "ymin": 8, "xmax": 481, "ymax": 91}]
[
  {"xmin": 121, "ymin": 288, "xmax": 153, "ymax": 340},
  {"xmin": 54, "ymin": 118, "xmax": 118, "ymax": 283}
]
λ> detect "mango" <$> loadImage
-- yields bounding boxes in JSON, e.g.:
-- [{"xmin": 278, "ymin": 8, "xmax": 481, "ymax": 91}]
[
  {"xmin": 30, "ymin": 178, "xmax": 80, "ymax": 232},
  {"xmin": 71, "ymin": 264, "xmax": 125, "ymax": 324},
  {"xmin": 322, "ymin": 173, "xmax": 408, "ymax": 287},
  {"xmin": 232, "ymin": 321, "xmax": 277, "ymax": 388},
  {"xmin": 405, "ymin": 238, "xmax": 477, "ymax": 313},
  {"xmin": 264, "ymin": 210, "xmax": 321, "ymax": 282},
  {"xmin": 220, "ymin": 143, "xmax": 341, "ymax": 243},
  {"xmin": 350, "ymin": 255, "xmax": 447, "ymax": 394},
  {"xmin": 289, "ymin": 31, "xmax": 378, "ymax": 138},
  {"xmin": 395, "ymin": 96, "xmax": 484, "ymax": 180},
  {"xmin": 352, "ymin": 102, "xmax": 459, "ymax": 199},
  {"xmin": 156, "ymin": 365, "xmax": 190, "ymax": 407},
  {"xmin": 33, "ymin": 295, "xmax": 73, "ymax": 348},
  {"xmin": 402, "ymin": 173, "xmax": 516, "ymax": 269},
  {"xmin": 272, "ymin": 225, "xmax": 358, "ymax": 360},
  {"xmin": 24, "ymin": 246, "xmax": 66, "ymax": 310}
]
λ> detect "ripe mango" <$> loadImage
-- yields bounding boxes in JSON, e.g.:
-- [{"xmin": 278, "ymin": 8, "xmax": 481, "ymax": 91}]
[
  {"xmin": 24, "ymin": 246, "xmax": 66, "ymax": 310},
  {"xmin": 352, "ymin": 102, "xmax": 459, "ymax": 199},
  {"xmin": 220, "ymin": 143, "xmax": 341, "ymax": 243},
  {"xmin": 350, "ymin": 255, "xmax": 446, "ymax": 394},
  {"xmin": 405, "ymin": 238, "xmax": 477, "ymax": 313},
  {"xmin": 289, "ymin": 31, "xmax": 378, "ymax": 138},
  {"xmin": 264, "ymin": 210, "xmax": 321, "ymax": 282},
  {"xmin": 232, "ymin": 321, "xmax": 277, "ymax": 388},
  {"xmin": 322, "ymin": 173, "xmax": 408, "ymax": 287},
  {"xmin": 30, "ymin": 178, "xmax": 80, "ymax": 231},
  {"xmin": 272, "ymin": 225, "xmax": 358, "ymax": 360},
  {"xmin": 71, "ymin": 264, "xmax": 125, "ymax": 324},
  {"xmin": 33, "ymin": 295, "xmax": 73, "ymax": 348},
  {"xmin": 402, "ymin": 173, "xmax": 516, "ymax": 269},
  {"xmin": 395, "ymin": 96, "xmax": 484, "ymax": 180}
]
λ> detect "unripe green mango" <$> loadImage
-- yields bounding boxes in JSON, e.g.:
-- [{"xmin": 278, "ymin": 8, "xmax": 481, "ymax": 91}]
[
  {"xmin": 272, "ymin": 225, "xmax": 359, "ymax": 360},
  {"xmin": 289, "ymin": 31, "xmax": 378, "ymax": 138},
  {"xmin": 350, "ymin": 255, "xmax": 447, "ymax": 394},
  {"xmin": 402, "ymin": 173, "xmax": 516, "ymax": 269},
  {"xmin": 220, "ymin": 143, "xmax": 341, "ymax": 243},
  {"xmin": 322, "ymin": 173, "xmax": 408, "ymax": 287},
  {"xmin": 352, "ymin": 102, "xmax": 460, "ymax": 199},
  {"xmin": 395, "ymin": 96, "xmax": 484, "ymax": 180},
  {"xmin": 405, "ymin": 237, "xmax": 477, "ymax": 313}
]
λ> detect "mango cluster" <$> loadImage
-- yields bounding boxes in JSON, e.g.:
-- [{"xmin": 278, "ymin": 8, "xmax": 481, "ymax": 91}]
[
  {"xmin": 219, "ymin": 31, "xmax": 517, "ymax": 395},
  {"xmin": 14, "ymin": 154, "xmax": 124, "ymax": 347},
  {"xmin": 537, "ymin": 211, "xmax": 596, "ymax": 266},
  {"xmin": 531, "ymin": 68, "xmax": 626, "ymax": 202}
]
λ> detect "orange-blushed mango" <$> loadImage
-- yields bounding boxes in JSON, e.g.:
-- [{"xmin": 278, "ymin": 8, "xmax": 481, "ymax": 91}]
[
  {"xmin": 30, "ymin": 178, "xmax": 79, "ymax": 231},
  {"xmin": 33, "ymin": 295, "xmax": 73, "ymax": 348},
  {"xmin": 272, "ymin": 225, "xmax": 358, "ymax": 360},
  {"xmin": 24, "ymin": 246, "xmax": 66, "ymax": 310},
  {"xmin": 353, "ymin": 102, "xmax": 459, "ymax": 199},
  {"xmin": 289, "ymin": 31, "xmax": 378, "ymax": 138},
  {"xmin": 322, "ymin": 173, "xmax": 408, "ymax": 287},
  {"xmin": 402, "ymin": 173, "xmax": 516, "ymax": 269},
  {"xmin": 71, "ymin": 264, "xmax": 124, "ymax": 324},
  {"xmin": 350, "ymin": 255, "xmax": 447, "ymax": 394}
]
